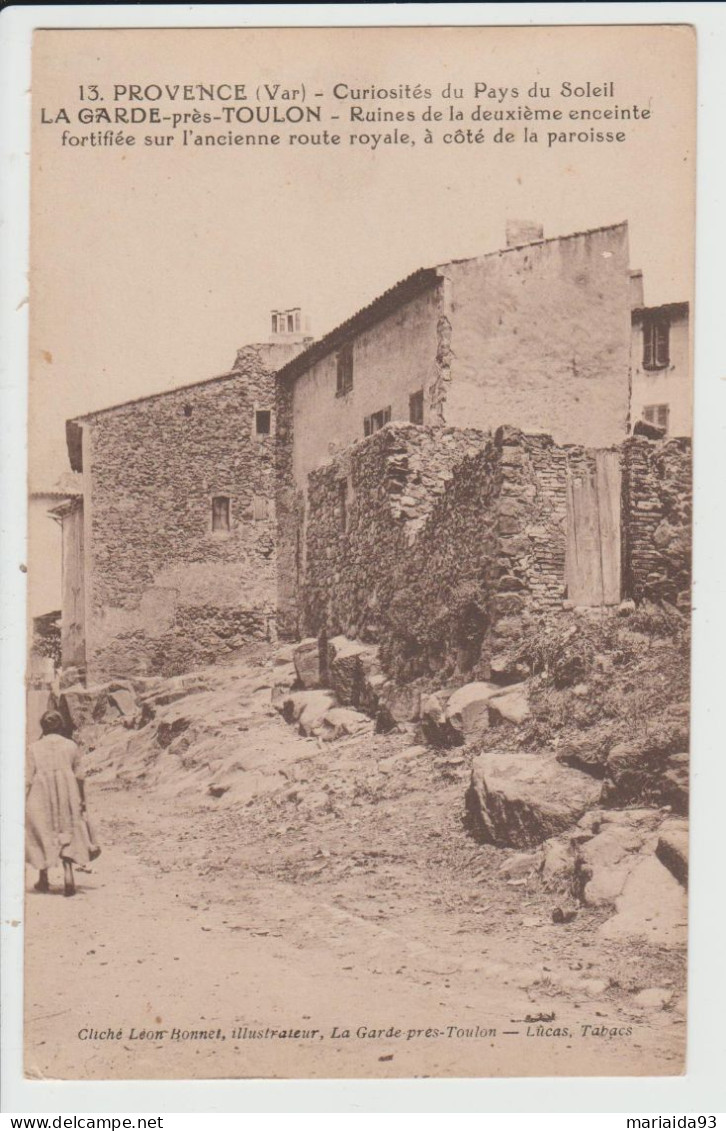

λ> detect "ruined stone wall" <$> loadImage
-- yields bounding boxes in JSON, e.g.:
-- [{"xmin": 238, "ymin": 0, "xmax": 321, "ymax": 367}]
[
  {"xmin": 83, "ymin": 346, "xmax": 281, "ymax": 679},
  {"xmin": 302, "ymin": 425, "xmax": 487, "ymax": 643},
  {"xmin": 622, "ymin": 437, "xmax": 692, "ymax": 607},
  {"xmin": 302, "ymin": 425, "xmax": 604, "ymax": 682},
  {"xmin": 300, "ymin": 427, "xmax": 677, "ymax": 685},
  {"xmin": 442, "ymin": 224, "xmax": 632, "ymax": 447}
]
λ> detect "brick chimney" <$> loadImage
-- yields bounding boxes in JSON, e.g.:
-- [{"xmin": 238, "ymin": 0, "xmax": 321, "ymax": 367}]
[
  {"xmin": 505, "ymin": 220, "xmax": 544, "ymax": 248},
  {"xmin": 270, "ymin": 307, "xmax": 311, "ymax": 344}
]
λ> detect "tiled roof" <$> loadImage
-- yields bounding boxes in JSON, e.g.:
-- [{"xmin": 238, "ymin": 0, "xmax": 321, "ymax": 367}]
[{"xmin": 632, "ymin": 302, "xmax": 689, "ymax": 322}]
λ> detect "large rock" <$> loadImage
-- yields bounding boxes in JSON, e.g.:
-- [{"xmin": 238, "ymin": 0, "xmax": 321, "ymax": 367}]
[
  {"xmin": 602, "ymin": 731, "xmax": 689, "ymax": 814},
  {"xmin": 108, "ymin": 688, "xmax": 137, "ymax": 718},
  {"xmin": 656, "ymin": 818, "xmax": 689, "ymax": 888},
  {"xmin": 420, "ymin": 691, "xmax": 450, "ymax": 747},
  {"xmin": 318, "ymin": 707, "xmax": 374, "ymax": 742},
  {"xmin": 445, "ymin": 682, "xmax": 499, "ymax": 743},
  {"xmin": 377, "ymin": 681, "xmax": 421, "ymax": 729},
  {"xmin": 293, "ymin": 638, "xmax": 322, "ymax": 689},
  {"xmin": 574, "ymin": 810, "xmax": 662, "ymax": 907},
  {"xmin": 487, "ymin": 685, "xmax": 530, "ymax": 725},
  {"xmin": 466, "ymin": 751, "xmax": 601, "ymax": 848},
  {"xmin": 59, "ymin": 683, "xmax": 112, "ymax": 730},
  {"xmin": 279, "ymin": 690, "xmax": 337, "ymax": 733},
  {"xmin": 599, "ymin": 854, "xmax": 688, "ymax": 947},
  {"xmin": 326, "ymin": 636, "xmax": 381, "ymax": 707}
]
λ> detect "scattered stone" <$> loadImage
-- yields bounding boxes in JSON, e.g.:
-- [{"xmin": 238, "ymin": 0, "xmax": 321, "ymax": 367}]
[
  {"xmin": 327, "ymin": 636, "xmax": 381, "ymax": 707},
  {"xmin": 575, "ymin": 820, "xmax": 654, "ymax": 907},
  {"xmin": 602, "ymin": 733, "xmax": 689, "ymax": 814},
  {"xmin": 279, "ymin": 689, "xmax": 337, "ymax": 728},
  {"xmin": 487, "ymin": 685, "xmax": 530, "ymax": 725},
  {"xmin": 552, "ymin": 905, "xmax": 578, "ymax": 924},
  {"xmin": 293, "ymin": 638, "xmax": 321, "ymax": 689},
  {"xmin": 617, "ymin": 599, "xmax": 636, "ymax": 617},
  {"xmin": 599, "ymin": 854, "xmax": 687, "ymax": 947},
  {"xmin": 445, "ymin": 682, "xmax": 499, "ymax": 743},
  {"xmin": 378, "ymin": 681, "xmax": 421, "ymax": 724},
  {"xmin": 656, "ymin": 818, "xmax": 689, "ymax": 888},
  {"xmin": 499, "ymin": 851, "xmax": 539, "ymax": 878},
  {"xmin": 420, "ymin": 691, "xmax": 450, "ymax": 747},
  {"xmin": 108, "ymin": 688, "xmax": 137, "ymax": 717},
  {"xmin": 540, "ymin": 838, "xmax": 575, "ymax": 888},
  {"xmin": 318, "ymin": 707, "xmax": 373, "ymax": 742},
  {"xmin": 59, "ymin": 684, "xmax": 111, "ymax": 730},
  {"xmin": 273, "ymin": 644, "xmax": 295, "ymax": 666},
  {"xmin": 633, "ymin": 987, "xmax": 674, "ymax": 1010},
  {"xmin": 466, "ymin": 751, "xmax": 601, "ymax": 848}
]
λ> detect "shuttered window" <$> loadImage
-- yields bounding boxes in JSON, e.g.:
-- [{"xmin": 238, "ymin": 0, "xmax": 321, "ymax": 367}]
[
  {"xmin": 642, "ymin": 315, "xmax": 670, "ymax": 370},
  {"xmin": 643, "ymin": 404, "xmax": 670, "ymax": 432},
  {"xmin": 363, "ymin": 406, "xmax": 391, "ymax": 437}
]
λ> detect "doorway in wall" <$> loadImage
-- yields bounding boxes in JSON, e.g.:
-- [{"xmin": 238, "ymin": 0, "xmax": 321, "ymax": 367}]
[{"xmin": 565, "ymin": 451, "xmax": 622, "ymax": 607}]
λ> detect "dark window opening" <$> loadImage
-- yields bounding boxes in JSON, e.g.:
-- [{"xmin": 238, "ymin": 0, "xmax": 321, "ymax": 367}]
[
  {"xmin": 643, "ymin": 403, "xmax": 670, "ymax": 432},
  {"xmin": 255, "ymin": 410, "xmax": 272, "ymax": 435},
  {"xmin": 183, "ymin": 404, "xmax": 193, "ymax": 418},
  {"xmin": 409, "ymin": 389, "xmax": 424, "ymax": 425},
  {"xmin": 336, "ymin": 343, "xmax": 354, "ymax": 396},
  {"xmin": 363, "ymin": 406, "xmax": 392, "ymax": 437},
  {"xmin": 212, "ymin": 496, "xmax": 231, "ymax": 533},
  {"xmin": 643, "ymin": 315, "xmax": 670, "ymax": 370}
]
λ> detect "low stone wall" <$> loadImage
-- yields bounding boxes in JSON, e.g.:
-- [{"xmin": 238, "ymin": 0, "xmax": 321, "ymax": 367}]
[{"xmin": 622, "ymin": 437, "xmax": 692, "ymax": 607}]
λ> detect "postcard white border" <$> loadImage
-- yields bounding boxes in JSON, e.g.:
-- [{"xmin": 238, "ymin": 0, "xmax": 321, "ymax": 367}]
[{"xmin": 2, "ymin": 2, "xmax": 725, "ymax": 1115}]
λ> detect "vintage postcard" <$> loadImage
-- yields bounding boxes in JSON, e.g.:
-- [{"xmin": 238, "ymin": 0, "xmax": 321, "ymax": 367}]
[{"xmin": 24, "ymin": 23, "xmax": 695, "ymax": 1081}]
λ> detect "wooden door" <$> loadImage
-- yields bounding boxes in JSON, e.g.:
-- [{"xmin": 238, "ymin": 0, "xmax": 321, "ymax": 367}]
[{"xmin": 565, "ymin": 451, "xmax": 621, "ymax": 607}]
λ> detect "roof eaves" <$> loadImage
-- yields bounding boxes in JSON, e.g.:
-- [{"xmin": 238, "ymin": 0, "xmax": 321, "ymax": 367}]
[
  {"xmin": 276, "ymin": 266, "xmax": 441, "ymax": 384},
  {"xmin": 631, "ymin": 301, "xmax": 689, "ymax": 322}
]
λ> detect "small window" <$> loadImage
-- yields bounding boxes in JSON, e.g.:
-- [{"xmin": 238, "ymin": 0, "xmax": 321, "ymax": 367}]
[
  {"xmin": 643, "ymin": 315, "xmax": 670, "ymax": 370},
  {"xmin": 212, "ymin": 496, "xmax": 230, "ymax": 533},
  {"xmin": 409, "ymin": 389, "xmax": 424, "ymax": 425},
  {"xmin": 255, "ymin": 410, "xmax": 272, "ymax": 435},
  {"xmin": 643, "ymin": 404, "xmax": 670, "ymax": 432},
  {"xmin": 253, "ymin": 495, "xmax": 270, "ymax": 521},
  {"xmin": 271, "ymin": 313, "xmax": 278, "ymax": 334},
  {"xmin": 294, "ymin": 310, "xmax": 301, "ymax": 332},
  {"xmin": 363, "ymin": 406, "xmax": 392, "ymax": 437},
  {"xmin": 336, "ymin": 343, "xmax": 354, "ymax": 396}
]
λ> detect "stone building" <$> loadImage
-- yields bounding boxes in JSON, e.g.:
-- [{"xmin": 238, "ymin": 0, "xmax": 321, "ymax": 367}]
[
  {"xmin": 61, "ymin": 328, "xmax": 308, "ymax": 680},
  {"xmin": 275, "ymin": 220, "xmax": 683, "ymax": 635}
]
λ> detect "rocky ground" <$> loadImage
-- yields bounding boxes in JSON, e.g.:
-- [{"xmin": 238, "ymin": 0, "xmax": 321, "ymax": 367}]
[{"xmin": 25, "ymin": 609, "xmax": 688, "ymax": 1080}]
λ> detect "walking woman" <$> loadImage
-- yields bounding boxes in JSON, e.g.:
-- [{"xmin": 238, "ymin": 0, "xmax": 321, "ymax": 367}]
[{"xmin": 26, "ymin": 710, "xmax": 97, "ymax": 897}]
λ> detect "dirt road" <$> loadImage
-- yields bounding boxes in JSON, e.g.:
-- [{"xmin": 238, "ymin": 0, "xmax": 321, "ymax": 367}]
[{"xmin": 24, "ymin": 665, "xmax": 686, "ymax": 1080}]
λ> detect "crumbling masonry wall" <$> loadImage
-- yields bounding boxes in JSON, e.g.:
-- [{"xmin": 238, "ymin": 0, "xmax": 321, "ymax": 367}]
[
  {"xmin": 302, "ymin": 425, "xmax": 485, "ymax": 644},
  {"xmin": 300, "ymin": 426, "xmax": 692, "ymax": 685},
  {"xmin": 622, "ymin": 437, "xmax": 692, "ymax": 607}
]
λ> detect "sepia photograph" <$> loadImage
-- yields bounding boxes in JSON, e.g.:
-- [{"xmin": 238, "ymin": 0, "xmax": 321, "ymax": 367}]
[{"xmin": 19, "ymin": 21, "xmax": 696, "ymax": 1085}]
